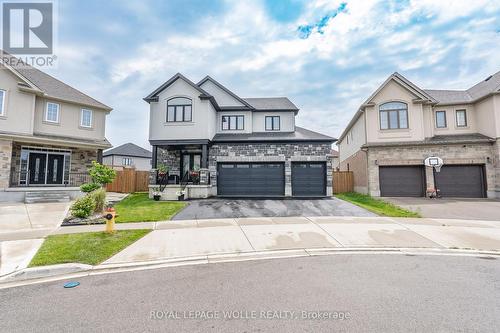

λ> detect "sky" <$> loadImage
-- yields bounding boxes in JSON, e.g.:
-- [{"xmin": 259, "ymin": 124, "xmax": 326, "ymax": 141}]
[{"xmin": 43, "ymin": 0, "xmax": 500, "ymax": 150}]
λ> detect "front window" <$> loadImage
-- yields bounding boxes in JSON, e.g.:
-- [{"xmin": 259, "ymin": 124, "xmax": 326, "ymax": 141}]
[
  {"xmin": 221, "ymin": 115, "xmax": 244, "ymax": 130},
  {"xmin": 265, "ymin": 116, "xmax": 280, "ymax": 131},
  {"xmin": 45, "ymin": 102, "xmax": 60, "ymax": 123},
  {"xmin": 122, "ymin": 158, "xmax": 132, "ymax": 166},
  {"xmin": 0, "ymin": 89, "xmax": 5, "ymax": 116},
  {"xmin": 456, "ymin": 109, "xmax": 467, "ymax": 127},
  {"xmin": 167, "ymin": 97, "xmax": 192, "ymax": 122},
  {"xmin": 379, "ymin": 102, "xmax": 408, "ymax": 130},
  {"xmin": 435, "ymin": 111, "xmax": 447, "ymax": 128},
  {"xmin": 81, "ymin": 109, "xmax": 92, "ymax": 127}
]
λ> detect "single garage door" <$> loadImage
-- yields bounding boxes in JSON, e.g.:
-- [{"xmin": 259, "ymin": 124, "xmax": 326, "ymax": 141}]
[
  {"xmin": 379, "ymin": 166, "xmax": 425, "ymax": 197},
  {"xmin": 217, "ymin": 163, "xmax": 285, "ymax": 197},
  {"xmin": 291, "ymin": 162, "xmax": 326, "ymax": 197},
  {"xmin": 434, "ymin": 165, "xmax": 486, "ymax": 198}
]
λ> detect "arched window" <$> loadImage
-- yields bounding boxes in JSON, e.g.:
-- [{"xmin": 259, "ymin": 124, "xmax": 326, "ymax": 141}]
[
  {"xmin": 379, "ymin": 102, "xmax": 408, "ymax": 130},
  {"xmin": 167, "ymin": 97, "xmax": 192, "ymax": 122}
]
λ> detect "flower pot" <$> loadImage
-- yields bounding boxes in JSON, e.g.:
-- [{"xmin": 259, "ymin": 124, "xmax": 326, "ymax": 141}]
[
  {"xmin": 153, "ymin": 195, "xmax": 161, "ymax": 201},
  {"xmin": 178, "ymin": 194, "xmax": 185, "ymax": 201}
]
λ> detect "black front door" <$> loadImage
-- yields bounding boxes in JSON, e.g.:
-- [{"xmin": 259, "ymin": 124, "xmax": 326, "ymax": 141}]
[
  {"xmin": 28, "ymin": 153, "xmax": 47, "ymax": 185},
  {"xmin": 46, "ymin": 154, "xmax": 64, "ymax": 185}
]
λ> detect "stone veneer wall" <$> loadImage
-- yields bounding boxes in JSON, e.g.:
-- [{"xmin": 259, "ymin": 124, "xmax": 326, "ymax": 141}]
[
  {"xmin": 156, "ymin": 148, "xmax": 181, "ymax": 177},
  {"xmin": 366, "ymin": 142, "xmax": 497, "ymax": 198},
  {"xmin": 0, "ymin": 139, "xmax": 13, "ymax": 189},
  {"xmin": 209, "ymin": 142, "xmax": 333, "ymax": 196},
  {"xmin": 9, "ymin": 142, "xmax": 98, "ymax": 186}
]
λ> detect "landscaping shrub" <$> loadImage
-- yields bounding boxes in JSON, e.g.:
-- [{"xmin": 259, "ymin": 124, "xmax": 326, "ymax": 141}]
[
  {"xmin": 80, "ymin": 182, "xmax": 101, "ymax": 193},
  {"xmin": 89, "ymin": 161, "xmax": 116, "ymax": 186},
  {"xmin": 70, "ymin": 195, "xmax": 96, "ymax": 218},
  {"xmin": 89, "ymin": 188, "xmax": 106, "ymax": 213}
]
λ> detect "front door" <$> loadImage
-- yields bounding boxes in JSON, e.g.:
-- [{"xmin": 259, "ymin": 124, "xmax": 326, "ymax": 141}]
[
  {"xmin": 46, "ymin": 154, "xmax": 64, "ymax": 185},
  {"xmin": 181, "ymin": 154, "xmax": 201, "ymax": 181},
  {"xmin": 28, "ymin": 153, "xmax": 47, "ymax": 185}
]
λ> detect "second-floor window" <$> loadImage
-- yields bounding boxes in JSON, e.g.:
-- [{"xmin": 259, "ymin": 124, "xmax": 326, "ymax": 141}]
[
  {"xmin": 81, "ymin": 109, "xmax": 92, "ymax": 128},
  {"xmin": 167, "ymin": 97, "xmax": 192, "ymax": 122},
  {"xmin": 265, "ymin": 116, "xmax": 280, "ymax": 131},
  {"xmin": 122, "ymin": 157, "xmax": 132, "ymax": 166},
  {"xmin": 222, "ymin": 115, "xmax": 244, "ymax": 130},
  {"xmin": 0, "ymin": 89, "xmax": 5, "ymax": 116},
  {"xmin": 379, "ymin": 102, "xmax": 408, "ymax": 130},
  {"xmin": 456, "ymin": 109, "xmax": 467, "ymax": 127},
  {"xmin": 45, "ymin": 102, "xmax": 60, "ymax": 123},
  {"xmin": 435, "ymin": 111, "xmax": 447, "ymax": 128}
]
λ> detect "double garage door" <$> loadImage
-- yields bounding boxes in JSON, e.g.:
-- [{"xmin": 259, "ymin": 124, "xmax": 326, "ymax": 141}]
[
  {"xmin": 379, "ymin": 165, "xmax": 486, "ymax": 198},
  {"xmin": 217, "ymin": 162, "xmax": 326, "ymax": 197}
]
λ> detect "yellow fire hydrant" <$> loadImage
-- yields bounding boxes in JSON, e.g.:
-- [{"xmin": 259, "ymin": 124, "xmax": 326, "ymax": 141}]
[{"xmin": 104, "ymin": 207, "xmax": 117, "ymax": 233}]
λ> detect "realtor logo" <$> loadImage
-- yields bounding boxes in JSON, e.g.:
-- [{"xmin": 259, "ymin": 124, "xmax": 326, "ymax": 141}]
[{"xmin": 2, "ymin": 2, "xmax": 53, "ymax": 54}]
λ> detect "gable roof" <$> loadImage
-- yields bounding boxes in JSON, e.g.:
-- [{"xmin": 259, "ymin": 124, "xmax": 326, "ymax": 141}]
[
  {"xmin": 423, "ymin": 89, "xmax": 473, "ymax": 104},
  {"xmin": 103, "ymin": 143, "xmax": 152, "ymax": 158},
  {"xmin": 0, "ymin": 51, "xmax": 112, "ymax": 110},
  {"xmin": 144, "ymin": 72, "xmax": 212, "ymax": 103},
  {"xmin": 243, "ymin": 97, "xmax": 299, "ymax": 111},
  {"xmin": 197, "ymin": 76, "xmax": 254, "ymax": 109}
]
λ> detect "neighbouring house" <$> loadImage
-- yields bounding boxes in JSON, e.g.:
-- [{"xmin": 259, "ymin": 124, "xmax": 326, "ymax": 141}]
[
  {"xmin": 331, "ymin": 149, "xmax": 339, "ymax": 171},
  {"xmin": 145, "ymin": 73, "xmax": 335, "ymax": 199},
  {"xmin": 337, "ymin": 71, "xmax": 500, "ymax": 198},
  {"xmin": 0, "ymin": 52, "xmax": 112, "ymax": 202},
  {"xmin": 103, "ymin": 143, "xmax": 152, "ymax": 171}
]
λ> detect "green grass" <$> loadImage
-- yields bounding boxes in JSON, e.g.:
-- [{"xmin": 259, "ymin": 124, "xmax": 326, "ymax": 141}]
[
  {"xmin": 113, "ymin": 192, "xmax": 187, "ymax": 223},
  {"xmin": 336, "ymin": 192, "xmax": 421, "ymax": 218},
  {"xmin": 29, "ymin": 230, "xmax": 150, "ymax": 267}
]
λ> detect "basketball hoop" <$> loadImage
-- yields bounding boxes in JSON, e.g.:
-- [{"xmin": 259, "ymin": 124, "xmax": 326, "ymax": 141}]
[{"xmin": 424, "ymin": 156, "xmax": 443, "ymax": 173}]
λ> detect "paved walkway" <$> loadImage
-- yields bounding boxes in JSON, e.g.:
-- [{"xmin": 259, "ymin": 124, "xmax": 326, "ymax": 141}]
[{"xmin": 47, "ymin": 216, "xmax": 500, "ymax": 265}]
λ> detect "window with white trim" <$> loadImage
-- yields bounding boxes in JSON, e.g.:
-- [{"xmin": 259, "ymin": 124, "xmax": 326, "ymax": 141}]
[
  {"xmin": 265, "ymin": 116, "xmax": 280, "ymax": 131},
  {"xmin": 122, "ymin": 157, "xmax": 132, "ymax": 166},
  {"xmin": 81, "ymin": 109, "xmax": 92, "ymax": 127},
  {"xmin": 166, "ymin": 97, "xmax": 192, "ymax": 122},
  {"xmin": 45, "ymin": 102, "xmax": 60, "ymax": 123},
  {"xmin": 0, "ymin": 90, "xmax": 5, "ymax": 116}
]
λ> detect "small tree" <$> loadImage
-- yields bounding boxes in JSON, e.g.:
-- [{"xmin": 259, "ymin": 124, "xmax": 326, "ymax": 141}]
[{"xmin": 89, "ymin": 161, "xmax": 116, "ymax": 186}]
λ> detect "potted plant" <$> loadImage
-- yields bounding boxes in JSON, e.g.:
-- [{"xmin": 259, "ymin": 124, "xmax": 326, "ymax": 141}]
[
  {"xmin": 157, "ymin": 164, "xmax": 169, "ymax": 177},
  {"xmin": 153, "ymin": 191, "xmax": 161, "ymax": 201},
  {"xmin": 176, "ymin": 190, "xmax": 185, "ymax": 201},
  {"xmin": 189, "ymin": 169, "xmax": 200, "ymax": 184}
]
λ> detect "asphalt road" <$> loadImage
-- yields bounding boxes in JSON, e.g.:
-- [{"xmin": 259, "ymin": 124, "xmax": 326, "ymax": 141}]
[
  {"xmin": 172, "ymin": 198, "xmax": 375, "ymax": 220},
  {"xmin": 1, "ymin": 254, "xmax": 499, "ymax": 332}
]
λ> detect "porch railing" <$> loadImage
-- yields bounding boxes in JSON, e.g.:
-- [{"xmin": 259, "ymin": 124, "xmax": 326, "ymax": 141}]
[{"xmin": 9, "ymin": 169, "xmax": 91, "ymax": 187}]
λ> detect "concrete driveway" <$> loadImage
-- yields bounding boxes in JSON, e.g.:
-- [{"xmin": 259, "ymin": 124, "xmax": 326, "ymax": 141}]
[
  {"xmin": 384, "ymin": 197, "xmax": 500, "ymax": 221},
  {"xmin": 172, "ymin": 198, "xmax": 375, "ymax": 220}
]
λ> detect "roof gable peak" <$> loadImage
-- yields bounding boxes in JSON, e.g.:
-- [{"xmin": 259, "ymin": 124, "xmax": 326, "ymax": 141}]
[{"xmin": 197, "ymin": 75, "xmax": 253, "ymax": 108}]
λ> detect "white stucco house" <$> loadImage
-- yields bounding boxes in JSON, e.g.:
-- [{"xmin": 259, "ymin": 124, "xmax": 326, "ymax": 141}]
[{"xmin": 103, "ymin": 143, "xmax": 152, "ymax": 171}]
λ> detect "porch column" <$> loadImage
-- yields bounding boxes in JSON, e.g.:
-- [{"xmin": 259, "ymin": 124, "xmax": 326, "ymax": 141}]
[
  {"xmin": 97, "ymin": 149, "xmax": 103, "ymax": 163},
  {"xmin": 152, "ymin": 145, "xmax": 158, "ymax": 169},
  {"xmin": 201, "ymin": 144, "xmax": 208, "ymax": 168}
]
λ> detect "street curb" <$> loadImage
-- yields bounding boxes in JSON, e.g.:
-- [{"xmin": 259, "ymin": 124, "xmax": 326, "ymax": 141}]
[{"xmin": 1, "ymin": 247, "xmax": 499, "ymax": 289}]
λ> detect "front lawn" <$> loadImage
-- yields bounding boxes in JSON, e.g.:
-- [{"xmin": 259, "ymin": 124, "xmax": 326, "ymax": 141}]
[
  {"xmin": 336, "ymin": 192, "xmax": 421, "ymax": 218},
  {"xmin": 113, "ymin": 193, "xmax": 187, "ymax": 223},
  {"xmin": 29, "ymin": 230, "xmax": 150, "ymax": 267}
]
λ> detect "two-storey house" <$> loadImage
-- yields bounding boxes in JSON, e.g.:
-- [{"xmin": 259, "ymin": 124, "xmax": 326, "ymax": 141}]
[
  {"xmin": 0, "ymin": 52, "xmax": 112, "ymax": 202},
  {"xmin": 145, "ymin": 73, "xmax": 335, "ymax": 199},
  {"xmin": 338, "ymin": 72, "xmax": 500, "ymax": 198}
]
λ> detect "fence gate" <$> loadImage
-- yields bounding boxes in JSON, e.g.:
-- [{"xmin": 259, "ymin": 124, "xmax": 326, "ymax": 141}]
[
  {"xmin": 333, "ymin": 171, "xmax": 354, "ymax": 194},
  {"xmin": 106, "ymin": 169, "xmax": 150, "ymax": 193}
]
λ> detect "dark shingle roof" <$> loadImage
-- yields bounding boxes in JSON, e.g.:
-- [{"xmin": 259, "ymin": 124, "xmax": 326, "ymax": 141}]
[
  {"xmin": 423, "ymin": 89, "xmax": 473, "ymax": 104},
  {"xmin": 213, "ymin": 126, "xmax": 335, "ymax": 143},
  {"xmin": 1, "ymin": 51, "xmax": 112, "ymax": 110},
  {"xmin": 363, "ymin": 133, "xmax": 495, "ymax": 148},
  {"xmin": 243, "ymin": 97, "xmax": 299, "ymax": 111},
  {"xmin": 103, "ymin": 143, "xmax": 152, "ymax": 158}
]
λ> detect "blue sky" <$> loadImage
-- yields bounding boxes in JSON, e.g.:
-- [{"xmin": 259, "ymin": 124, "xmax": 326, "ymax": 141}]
[{"xmin": 45, "ymin": 0, "xmax": 500, "ymax": 149}]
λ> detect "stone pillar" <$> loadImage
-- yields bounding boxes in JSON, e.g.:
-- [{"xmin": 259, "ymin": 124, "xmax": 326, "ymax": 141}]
[
  {"xmin": 199, "ymin": 168, "xmax": 209, "ymax": 185},
  {"xmin": 149, "ymin": 169, "xmax": 157, "ymax": 185},
  {"xmin": 424, "ymin": 166, "xmax": 435, "ymax": 196},
  {"xmin": 201, "ymin": 144, "xmax": 208, "ymax": 169},
  {"xmin": 284, "ymin": 160, "xmax": 292, "ymax": 196},
  {"xmin": 0, "ymin": 139, "xmax": 13, "ymax": 189},
  {"xmin": 97, "ymin": 149, "xmax": 103, "ymax": 163}
]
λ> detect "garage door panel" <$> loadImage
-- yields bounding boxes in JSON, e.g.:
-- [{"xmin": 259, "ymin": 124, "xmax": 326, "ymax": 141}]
[
  {"xmin": 291, "ymin": 162, "xmax": 326, "ymax": 197},
  {"xmin": 217, "ymin": 163, "xmax": 284, "ymax": 197},
  {"xmin": 379, "ymin": 166, "xmax": 424, "ymax": 197},
  {"xmin": 434, "ymin": 165, "xmax": 485, "ymax": 198}
]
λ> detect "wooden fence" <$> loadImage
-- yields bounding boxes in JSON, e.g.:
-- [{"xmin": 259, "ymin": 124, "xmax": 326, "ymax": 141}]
[
  {"xmin": 106, "ymin": 169, "xmax": 150, "ymax": 193},
  {"xmin": 332, "ymin": 171, "xmax": 354, "ymax": 194}
]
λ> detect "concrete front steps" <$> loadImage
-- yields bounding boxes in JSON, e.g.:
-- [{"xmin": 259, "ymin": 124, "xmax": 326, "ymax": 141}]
[{"xmin": 25, "ymin": 191, "xmax": 71, "ymax": 204}]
